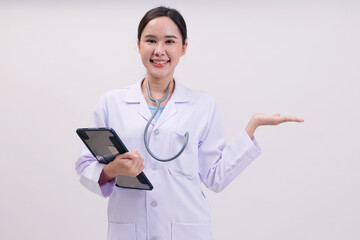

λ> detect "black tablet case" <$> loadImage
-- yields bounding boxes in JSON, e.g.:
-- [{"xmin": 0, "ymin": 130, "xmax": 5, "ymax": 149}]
[{"xmin": 76, "ymin": 128, "xmax": 153, "ymax": 190}]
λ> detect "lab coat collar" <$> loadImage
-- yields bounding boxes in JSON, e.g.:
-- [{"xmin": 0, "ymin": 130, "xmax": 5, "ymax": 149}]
[
  {"xmin": 124, "ymin": 79, "xmax": 190, "ymax": 126},
  {"xmin": 124, "ymin": 79, "xmax": 190, "ymax": 103}
]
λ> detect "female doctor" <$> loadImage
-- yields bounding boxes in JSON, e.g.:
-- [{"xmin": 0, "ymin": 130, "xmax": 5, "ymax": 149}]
[{"xmin": 76, "ymin": 6, "xmax": 304, "ymax": 240}]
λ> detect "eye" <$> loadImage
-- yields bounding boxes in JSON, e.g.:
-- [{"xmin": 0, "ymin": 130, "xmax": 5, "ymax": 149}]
[
  {"xmin": 146, "ymin": 39, "xmax": 156, "ymax": 44},
  {"xmin": 166, "ymin": 40, "xmax": 175, "ymax": 44}
]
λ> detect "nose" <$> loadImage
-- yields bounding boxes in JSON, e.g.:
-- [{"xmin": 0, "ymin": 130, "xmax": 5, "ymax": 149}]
[{"xmin": 154, "ymin": 42, "xmax": 165, "ymax": 56}]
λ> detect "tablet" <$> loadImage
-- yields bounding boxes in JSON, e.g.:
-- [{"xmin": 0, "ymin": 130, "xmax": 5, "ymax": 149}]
[{"xmin": 76, "ymin": 128, "xmax": 153, "ymax": 191}]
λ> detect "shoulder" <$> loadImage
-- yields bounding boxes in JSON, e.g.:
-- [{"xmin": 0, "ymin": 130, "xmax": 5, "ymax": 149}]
[
  {"xmin": 176, "ymin": 82, "xmax": 217, "ymax": 106},
  {"xmin": 190, "ymin": 88, "xmax": 215, "ymax": 103},
  {"xmin": 101, "ymin": 86, "xmax": 131, "ymax": 99},
  {"xmin": 98, "ymin": 82, "xmax": 139, "ymax": 104}
]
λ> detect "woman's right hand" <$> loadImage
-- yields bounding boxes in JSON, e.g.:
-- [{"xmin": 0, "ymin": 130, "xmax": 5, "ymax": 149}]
[{"xmin": 103, "ymin": 150, "xmax": 145, "ymax": 178}]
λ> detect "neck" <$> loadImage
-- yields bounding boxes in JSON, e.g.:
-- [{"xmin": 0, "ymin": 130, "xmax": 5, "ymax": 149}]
[
  {"xmin": 146, "ymin": 75, "xmax": 173, "ymax": 92},
  {"xmin": 141, "ymin": 76, "xmax": 174, "ymax": 106}
]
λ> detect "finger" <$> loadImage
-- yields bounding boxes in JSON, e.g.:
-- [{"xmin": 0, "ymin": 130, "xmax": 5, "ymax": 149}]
[
  {"xmin": 135, "ymin": 157, "xmax": 145, "ymax": 171},
  {"xmin": 126, "ymin": 157, "xmax": 139, "ymax": 175},
  {"xmin": 273, "ymin": 113, "xmax": 281, "ymax": 117},
  {"xmin": 116, "ymin": 151, "xmax": 134, "ymax": 160},
  {"xmin": 286, "ymin": 116, "xmax": 304, "ymax": 122},
  {"xmin": 135, "ymin": 162, "xmax": 145, "ymax": 175},
  {"xmin": 131, "ymin": 149, "xmax": 139, "ymax": 156},
  {"xmin": 111, "ymin": 158, "xmax": 132, "ymax": 175},
  {"xmin": 128, "ymin": 150, "xmax": 143, "ymax": 160},
  {"xmin": 281, "ymin": 116, "xmax": 304, "ymax": 123},
  {"xmin": 135, "ymin": 162, "xmax": 145, "ymax": 174},
  {"xmin": 139, "ymin": 164, "xmax": 145, "ymax": 172}
]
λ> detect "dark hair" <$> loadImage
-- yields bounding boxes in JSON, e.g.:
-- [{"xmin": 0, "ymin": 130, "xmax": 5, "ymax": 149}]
[{"xmin": 138, "ymin": 6, "xmax": 187, "ymax": 45}]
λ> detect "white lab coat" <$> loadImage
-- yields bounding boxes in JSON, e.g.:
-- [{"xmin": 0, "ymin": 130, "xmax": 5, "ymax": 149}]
[{"xmin": 76, "ymin": 80, "xmax": 262, "ymax": 240}]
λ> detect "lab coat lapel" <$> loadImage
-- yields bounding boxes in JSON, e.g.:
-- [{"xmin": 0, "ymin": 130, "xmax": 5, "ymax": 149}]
[
  {"xmin": 155, "ymin": 100, "xmax": 176, "ymax": 128},
  {"xmin": 124, "ymin": 81, "xmax": 155, "ymax": 125},
  {"xmin": 155, "ymin": 80, "xmax": 190, "ymax": 128},
  {"xmin": 124, "ymin": 80, "xmax": 190, "ymax": 128},
  {"xmin": 138, "ymin": 100, "xmax": 155, "ymax": 125}
]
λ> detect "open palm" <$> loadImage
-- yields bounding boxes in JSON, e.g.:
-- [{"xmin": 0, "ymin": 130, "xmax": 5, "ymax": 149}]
[
  {"xmin": 254, "ymin": 113, "xmax": 304, "ymax": 126},
  {"xmin": 246, "ymin": 113, "xmax": 304, "ymax": 138}
]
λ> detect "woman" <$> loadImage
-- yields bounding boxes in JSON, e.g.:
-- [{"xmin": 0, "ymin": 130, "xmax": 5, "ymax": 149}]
[{"xmin": 76, "ymin": 6, "xmax": 303, "ymax": 240}]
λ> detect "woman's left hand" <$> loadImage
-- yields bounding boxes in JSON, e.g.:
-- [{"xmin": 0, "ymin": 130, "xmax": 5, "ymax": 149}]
[{"xmin": 246, "ymin": 113, "xmax": 304, "ymax": 138}]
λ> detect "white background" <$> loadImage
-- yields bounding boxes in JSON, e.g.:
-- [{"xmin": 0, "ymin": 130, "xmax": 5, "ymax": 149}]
[{"xmin": 0, "ymin": 0, "xmax": 359, "ymax": 239}]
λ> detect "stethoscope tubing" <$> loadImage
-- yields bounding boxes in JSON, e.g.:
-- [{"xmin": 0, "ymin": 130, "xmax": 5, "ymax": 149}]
[{"xmin": 143, "ymin": 80, "xmax": 189, "ymax": 162}]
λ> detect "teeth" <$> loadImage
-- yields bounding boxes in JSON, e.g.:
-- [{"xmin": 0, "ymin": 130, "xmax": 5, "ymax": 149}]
[{"xmin": 153, "ymin": 60, "xmax": 168, "ymax": 64}]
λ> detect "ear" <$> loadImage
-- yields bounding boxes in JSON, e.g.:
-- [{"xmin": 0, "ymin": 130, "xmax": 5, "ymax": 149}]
[
  {"xmin": 137, "ymin": 40, "xmax": 141, "ymax": 52},
  {"xmin": 181, "ymin": 42, "xmax": 188, "ymax": 57}
]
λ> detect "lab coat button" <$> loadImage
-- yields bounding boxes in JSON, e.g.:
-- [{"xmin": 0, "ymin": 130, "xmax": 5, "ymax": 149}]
[
  {"xmin": 151, "ymin": 165, "xmax": 157, "ymax": 171},
  {"xmin": 150, "ymin": 237, "xmax": 157, "ymax": 240},
  {"xmin": 151, "ymin": 201, "xmax": 157, "ymax": 207},
  {"xmin": 153, "ymin": 129, "xmax": 160, "ymax": 136}
]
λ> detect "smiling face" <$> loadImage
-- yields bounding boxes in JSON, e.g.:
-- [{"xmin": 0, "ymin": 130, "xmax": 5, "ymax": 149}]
[{"xmin": 138, "ymin": 16, "xmax": 187, "ymax": 83}]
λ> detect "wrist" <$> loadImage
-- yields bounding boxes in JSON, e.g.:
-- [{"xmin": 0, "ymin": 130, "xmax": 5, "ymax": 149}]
[
  {"xmin": 98, "ymin": 167, "xmax": 115, "ymax": 186},
  {"xmin": 246, "ymin": 116, "xmax": 259, "ymax": 138},
  {"xmin": 103, "ymin": 164, "xmax": 117, "ymax": 179}
]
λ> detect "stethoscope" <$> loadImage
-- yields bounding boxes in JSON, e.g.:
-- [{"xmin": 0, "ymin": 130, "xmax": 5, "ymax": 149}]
[{"xmin": 143, "ymin": 80, "xmax": 189, "ymax": 162}]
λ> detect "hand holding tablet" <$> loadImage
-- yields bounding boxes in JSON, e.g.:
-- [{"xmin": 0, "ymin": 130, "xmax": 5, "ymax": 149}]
[{"xmin": 76, "ymin": 128, "xmax": 153, "ymax": 190}]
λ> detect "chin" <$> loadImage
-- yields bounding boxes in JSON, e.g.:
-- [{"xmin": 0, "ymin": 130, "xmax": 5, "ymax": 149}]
[{"xmin": 148, "ymin": 70, "xmax": 173, "ymax": 80}]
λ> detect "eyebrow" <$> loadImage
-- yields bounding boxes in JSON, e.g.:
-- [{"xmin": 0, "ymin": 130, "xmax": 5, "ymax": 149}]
[{"xmin": 144, "ymin": 34, "xmax": 178, "ymax": 39}]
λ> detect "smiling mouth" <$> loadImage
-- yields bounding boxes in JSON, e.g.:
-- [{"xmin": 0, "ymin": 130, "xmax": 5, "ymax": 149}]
[{"xmin": 150, "ymin": 59, "xmax": 169, "ymax": 64}]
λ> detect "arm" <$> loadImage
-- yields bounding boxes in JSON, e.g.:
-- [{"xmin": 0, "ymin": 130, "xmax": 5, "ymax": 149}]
[
  {"xmin": 198, "ymin": 102, "xmax": 262, "ymax": 192},
  {"xmin": 199, "ymin": 103, "xmax": 303, "ymax": 193},
  {"xmin": 75, "ymin": 96, "xmax": 113, "ymax": 197},
  {"xmin": 76, "ymin": 96, "xmax": 145, "ymax": 195}
]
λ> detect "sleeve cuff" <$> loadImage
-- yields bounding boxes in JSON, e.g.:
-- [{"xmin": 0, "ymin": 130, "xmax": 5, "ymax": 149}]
[{"xmin": 79, "ymin": 161, "xmax": 115, "ymax": 197}]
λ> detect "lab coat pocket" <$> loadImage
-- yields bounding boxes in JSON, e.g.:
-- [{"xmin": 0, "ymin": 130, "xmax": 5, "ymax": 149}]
[
  {"xmin": 169, "ymin": 131, "xmax": 198, "ymax": 178},
  {"xmin": 172, "ymin": 222, "xmax": 212, "ymax": 240},
  {"xmin": 107, "ymin": 222, "xmax": 136, "ymax": 240}
]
